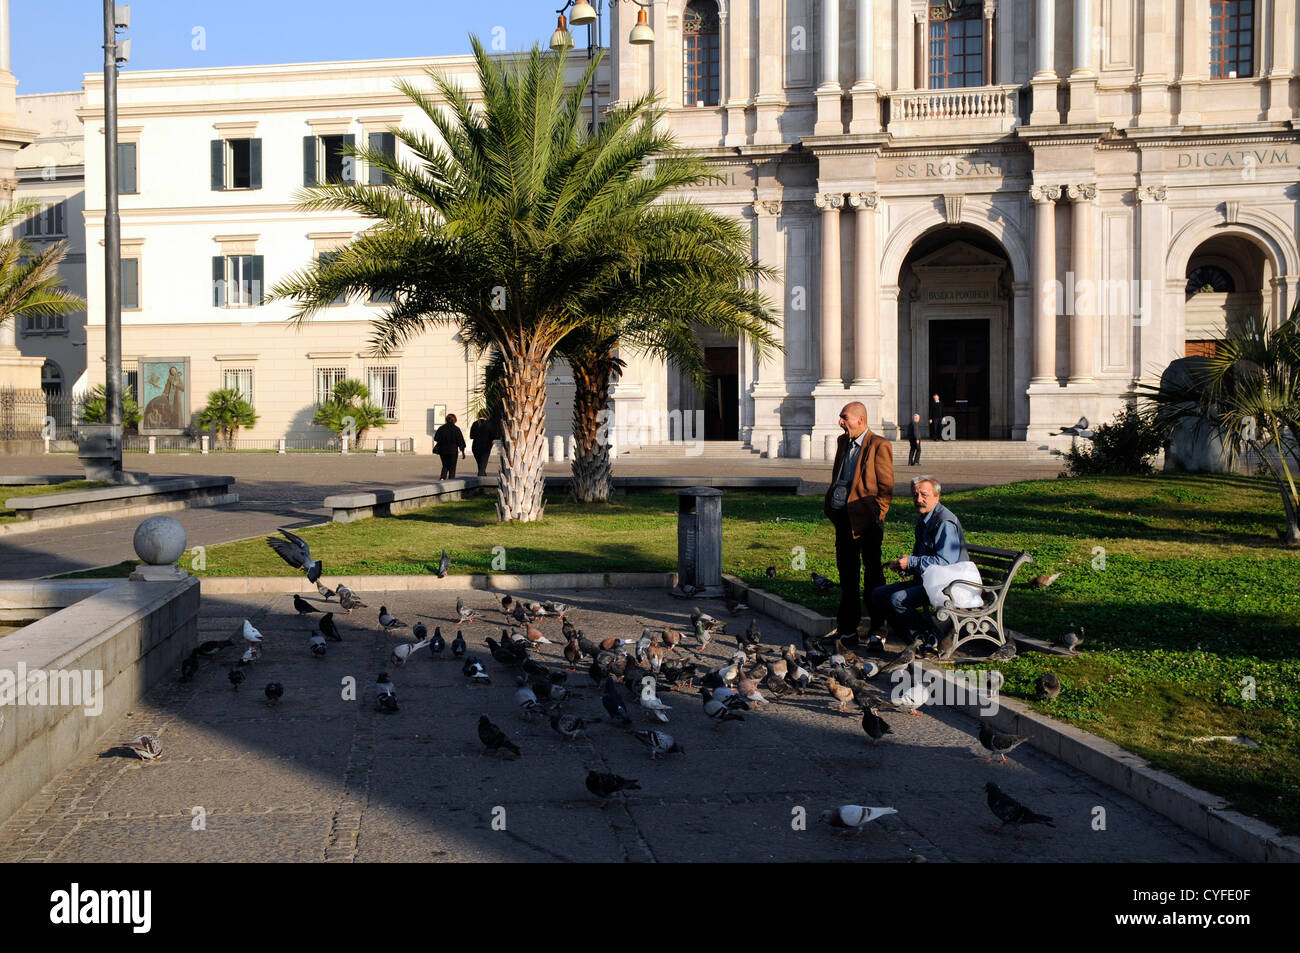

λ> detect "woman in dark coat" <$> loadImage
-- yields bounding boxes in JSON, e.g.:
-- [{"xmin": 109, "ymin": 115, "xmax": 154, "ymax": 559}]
[
  {"xmin": 468, "ymin": 413, "xmax": 495, "ymax": 476},
  {"xmin": 434, "ymin": 413, "xmax": 467, "ymax": 479},
  {"xmin": 928, "ymin": 394, "xmax": 944, "ymax": 442}
]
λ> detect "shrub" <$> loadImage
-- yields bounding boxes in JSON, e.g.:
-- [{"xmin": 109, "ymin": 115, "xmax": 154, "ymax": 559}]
[
  {"xmin": 195, "ymin": 388, "xmax": 258, "ymax": 447},
  {"xmin": 1064, "ymin": 406, "xmax": 1164, "ymax": 476},
  {"xmin": 313, "ymin": 378, "xmax": 387, "ymax": 443},
  {"xmin": 78, "ymin": 385, "xmax": 141, "ymax": 431}
]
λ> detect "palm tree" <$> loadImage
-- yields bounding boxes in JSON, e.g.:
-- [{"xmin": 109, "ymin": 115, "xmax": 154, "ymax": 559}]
[
  {"xmin": 0, "ymin": 199, "xmax": 84, "ymax": 338},
  {"xmin": 269, "ymin": 37, "xmax": 775, "ymax": 521},
  {"xmin": 196, "ymin": 388, "xmax": 259, "ymax": 448},
  {"xmin": 314, "ymin": 378, "xmax": 388, "ymax": 445},
  {"xmin": 1138, "ymin": 305, "xmax": 1300, "ymax": 544}
]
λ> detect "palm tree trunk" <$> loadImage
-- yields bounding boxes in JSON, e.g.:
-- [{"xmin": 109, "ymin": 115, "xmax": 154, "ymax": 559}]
[
  {"xmin": 570, "ymin": 358, "xmax": 613, "ymax": 503},
  {"xmin": 497, "ymin": 359, "xmax": 548, "ymax": 522}
]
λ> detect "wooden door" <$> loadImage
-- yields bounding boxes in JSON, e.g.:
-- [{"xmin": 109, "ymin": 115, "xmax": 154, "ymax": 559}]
[{"xmin": 929, "ymin": 319, "xmax": 989, "ymax": 440}]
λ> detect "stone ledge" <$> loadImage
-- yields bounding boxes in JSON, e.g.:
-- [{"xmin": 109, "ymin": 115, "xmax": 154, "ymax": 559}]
[
  {"xmin": 1, "ymin": 477, "xmax": 238, "ymax": 535},
  {"xmin": 199, "ymin": 571, "xmax": 678, "ymax": 595},
  {"xmin": 7, "ymin": 475, "xmax": 235, "ymax": 513},
  {"xmin": 720, "ymin": 573, "xmax": 1300, "ymax": 863}
]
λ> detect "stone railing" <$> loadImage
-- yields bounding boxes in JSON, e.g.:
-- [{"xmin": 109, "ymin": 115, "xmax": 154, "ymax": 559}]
[{"xmin": 886, "ymin": 84, "xmax": 1022, "ymax": 136}]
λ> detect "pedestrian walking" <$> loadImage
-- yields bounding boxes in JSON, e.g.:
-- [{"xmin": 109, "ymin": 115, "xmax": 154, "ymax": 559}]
[
  {"xmin": 907, "ymin": 413, "xmax": 922, "ymax": 466},
  {"xmin": 469, "ymin": 413, "xmax": 495, "ymax": 476},
  {"xmin": 434, "ymin": 413, "xmax": 467, "ymax": 479}
]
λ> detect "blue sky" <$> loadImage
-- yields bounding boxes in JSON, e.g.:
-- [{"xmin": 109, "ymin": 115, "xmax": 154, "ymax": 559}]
[{"xmin": 14, "ymin": 1, "xmax": 581, "ymax": 94}]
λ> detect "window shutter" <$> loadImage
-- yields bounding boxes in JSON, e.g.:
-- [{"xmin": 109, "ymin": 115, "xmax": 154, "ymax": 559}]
[
  {"xmin": 212, "ymin": 256, "xmax": 225, "ymax": 306},
  {"xmin": 211, "ymin": 139, "xmax": 225, "ymax": 191},
  {"xmin": 303, "ymin": 135, "xmax": 317, "ymax": 186},
  {"xmin": 117, "ymin": 142, "xmax": 137, "ymax": 193},
  {"xmin": 249, "ymin": 138, "xmax": 262, "ymax": 189},
  {"xmin": 368, "ymin": 132, "xmax": 395, "ymax": 185},
  {"xmin": 250, "ymin": 255, "xmax": 265, "ymax": 305},
  {"xmin": 342, "ymin": 133, "xmax": 356, "ymax": 182},
  {"xmin": 121, "ymin": 258, "xmax": 139, "ymax": 309}
]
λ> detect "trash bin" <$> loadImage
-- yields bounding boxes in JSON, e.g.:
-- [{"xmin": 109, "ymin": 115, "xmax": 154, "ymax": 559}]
[
  {"xmin": 75, "ymin": 424, "xmax": 123, "ymax": 482},
  {"xmin": 675, "ymin": 486, "xmax": 723, "ymax": 598}
]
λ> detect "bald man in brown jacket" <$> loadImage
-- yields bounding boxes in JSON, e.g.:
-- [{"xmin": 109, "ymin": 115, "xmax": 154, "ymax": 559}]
[{"xmin": 823, "ymin": 402, "xmax": 894, "ymax": 646}]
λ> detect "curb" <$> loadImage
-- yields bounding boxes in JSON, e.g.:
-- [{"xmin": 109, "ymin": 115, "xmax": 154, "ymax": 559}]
[
  {"xmin": 198, "ymin": 570, "xmax": 678, "ymax": 595},
  {"xmin": 721, "ymin": 573, "xmax": 1300, "ymax": 863}
]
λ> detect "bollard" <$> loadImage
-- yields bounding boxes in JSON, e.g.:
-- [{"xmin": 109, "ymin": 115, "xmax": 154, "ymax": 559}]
[
  {"xmin": 674, "ymin": 487, "xmax": 724, "ymax": 598},
  {"xmin": 43, "ymin": 436, "xmax": 50, "ymax": 454},
  {"xmin": 200, "ymin": 435, "xmax": 209, "ymax": 455},
  {"xmin": 148, "ymin": 436, "xmax": 156, "ymax": 454},
  {"xmin": 277, "ymin": 438, "xmax": 286, "ymax": 455},
  {"xmin": 376, "ymin": 439, "xmax": 384, "ymax": 456},
  {"xmin": 766, "ymin": 433, "xmax": 780, "ymax": 459},
  {"xmin": 341, "ymin": 435, "xmax": 350, "ymax": 455},
  {"xmin": 824, "ymin": 433, "xmax": 837, "ymax": 461},
  {"xmin": 568, "ymin": 434, "xmax": 577, "ymax": 461},
  {"xmin": 799, "ymin": 433, "xmax": 811, "ymax": 460},
  {"xmin": 552, "ymin": 434, "xmax": 565, "ymax": 462}
]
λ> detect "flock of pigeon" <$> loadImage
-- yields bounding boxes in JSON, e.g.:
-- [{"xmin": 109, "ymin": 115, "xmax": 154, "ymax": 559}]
[{"xmin": 121, "ymin": 526, "xmax": 1074, "ymax": 840}]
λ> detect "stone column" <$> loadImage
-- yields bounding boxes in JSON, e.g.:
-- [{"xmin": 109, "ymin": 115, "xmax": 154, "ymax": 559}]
[
  {"xmin": 722, "ymin": 3, "xmax": 746, "ymax": 146},
  {"xmin": 1175, "ymin": 0, "xmax": 1207, "ymax": 124},
  {"xmin": 815, "ymin": 191, "xmax": 844, "ymax": 384},
  {"xmin": 1068, "ymin": 0, "xmax": 1098, "ymax": 121},
  {"xmin": 814, "ymin": 0, "xmax": 843, "ymax": 135},
  {"xmin": 1029, "ymin": 0, "xmax": 1059, "ymax": 124},
  {"xmin": 1067, "ymin": 183, "xmax": 1098, "ymax": 384},
  {"xmin": 1030, "ymin": 185, "xmax": 1061, "ymax": 383},
  {"xmin": 1135, "ymin": 185, "xmax": 1170, "ymax": 388},
  {"xmin": 983, "ymin": 0, "xmax": 996, "ymax": 86},
  {"xmin": 749, "ymin": 199, "xmax": 787, "ymax": 453},
  {"xmin": 1266, "ymin": 0, "xmax": 1296, "ymax": 120},
  {"xmin": 848, "ymin": 0, "xmax": 881, "ymax": 133},
  {"xmin": 849, "ymin": 192, "xmax": 879, "ymax": 386},
  {"xmin": 1137, "ymin": 0, "xmax": 1172, "ymax": 126},
  {"xmin": 913, "ymin": 10, "xmax": 927, "ymax": 89}
]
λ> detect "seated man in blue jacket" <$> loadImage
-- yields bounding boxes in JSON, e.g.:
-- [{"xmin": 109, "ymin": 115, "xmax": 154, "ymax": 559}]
[{"xmin": 870, "ymin": 475, "xmax": 969, "ymax": 651}]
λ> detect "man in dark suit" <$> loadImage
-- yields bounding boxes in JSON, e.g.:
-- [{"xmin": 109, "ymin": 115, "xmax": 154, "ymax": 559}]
[
  {"xmin": 928, "ymin": 393, "xmax": 944, "ymax": 441},
  {"xmin": 823, "ymin": 401, "xmax": 894, "ymax": 647},
  {"xmin": 906, "ymin": 413, "xmax": 922, "ymax": 466}
]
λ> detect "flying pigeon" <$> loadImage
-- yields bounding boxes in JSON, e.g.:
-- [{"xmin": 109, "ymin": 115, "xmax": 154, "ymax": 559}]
[
  {"xmin": 436, "ymin": 549, "xmax": 451, "ymax": 578},
  {"xmin": 585, "ymin": 770, "xmax": 640, "ymax": 799},
  {"xmin": 457, "ymin": 596, "xmax": 477, "ymax": 625},
  {"xmin": 293, "ymin": 594, "xmax": 319, "ymax": 615},
  {"xmin": 319, "ymin": 612, "xmax": 342, "ymax": 642},
  {"xmin": 121, "ymin": 734, "xmax": 163, "ymax": 760},
  {"xmin": 985, "ymin": 782, "xmax": 1055, "ymax": 831},
  {"xmin": 264, "ymin": 681, "xmax": 284, "ymax": 704},
  {"xmin": 451, "ymin": 629, "xmax": 466, "ymax": 657},
  {"xmin": 477, "ymin": 714, "xmax": 521, "ymax": 757},
  {"xmin": 265, "ymin": 528, "xmax": 322, "ymax": 582},
  {"xmin": 337, "ymin": 585, "xmax": 367, "ymax": 615},
  {"xmin": 195, "ymin": 638, "xmax": 233, "ymax": 657},
  {"xmin": 316, "ymin": 580, "xmax": 336, "ymax": 601},
  {"xmin": 238, "ymin": 620, "xmax": 264, "ymax": 644},
  {"xmin": 308, "ymin": 633, "xmax": 327, "ymax": 657},
  {"xmin": 979, "ymin": 723, "xmax": 1030, "ymax": 764},
  {"xmin": 379, "ymin": 606, "xmax": 408, "ymax": 631},
  {"xmin": 634, "ymin": 728, "xmax": 684, "ymax": 760},
  {"xmin": 1035, "ymin": 672, "xmax": 1061, "ymax": 701},
  {"xmin": 819, "ymin": 805, "xmax": 897, "ymax": 832}
]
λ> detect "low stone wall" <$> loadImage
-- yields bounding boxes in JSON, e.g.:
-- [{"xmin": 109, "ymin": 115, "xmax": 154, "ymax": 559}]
[
  {"xmin": 0, "ymin": 576, "xmax": 200, "ymax": 826},
  {"xmin": 0, "ymin": 580, "xmax": 120, "ymax": 623},
  {"xmin": 1, "ymin": 476, "xmax": 238, "ymax": 535}
]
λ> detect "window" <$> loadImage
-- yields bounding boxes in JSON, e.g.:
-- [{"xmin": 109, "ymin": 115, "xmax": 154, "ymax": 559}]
[
  {"xmin": 124, "ymin": 369, "xmax": 138, "ymax": 402},
  {"xmin": 24, "ymin": 313, "xmax": 67, "ymax": 333},
  {"xmin": 20, "ymin": 199, "xmax": 66, "ymax": 238},
  {"xmin": 1186, "ymin": 340, "xmax": 1221, "ymax": 358},
  {"xmin": 1186, "ymin": 265, "xmax": 1236, "ymax": 297},
  {"xmin": 223, "ymin": 367, "xmax": 255, "ymax": 407},
  {"xmin": 315, "ymin": 366, "xmax": 348, "ymax": 405},
  {"xmin": 682, "ymin": 0, "xmax": 720, "ymax": 107},
  {"xmin": 368, "ymin": 132, "xmax": 396, "ymax": 185},
  {"xmin": 211, "ymin": 138, "xmax": 263, "ymax": 190},
  {"xmin": 117, "ymin": 142, "xmax": 137, "ymax": 194},
  {"xmin": 122, "ymin": 257, "xmax": 140, "ymax": 310},
  {"xmin": 41, "ymin": 361, "xmax": 62, "ymax": 397},
  {"xmin": 304, "ymin": 133, "xmax": 356, "ymax": 186},
  {"xmin": 1210, "ymin": 0, "xmax": 1254, "ymax": 78},
  {"xmin": 366, "ymin": 365, "xmax": 399, "ymax": 421},
  {"xmin": 212, "ymin": 255, "xmax": 265, "ymax": 307},
  {"xmin": 367, "ymin": 285, "xmax": 396, "ymax": 305},
  {"xmin": 318, "ymin": 251, "xmax": 347, "ymax": 306},
  {"xmin": 929, "ymin": 5, "xmax": 984, "ymax": 89}
]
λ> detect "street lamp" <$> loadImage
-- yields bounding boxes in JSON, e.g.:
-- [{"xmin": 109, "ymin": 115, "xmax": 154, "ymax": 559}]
[
  {"xmin": 100, "ymin": 2, "xmax": 129, "ymax": 476},
  {"xmin": 549, "ymin": 1, "xmax": 654, "ymax": 133}
]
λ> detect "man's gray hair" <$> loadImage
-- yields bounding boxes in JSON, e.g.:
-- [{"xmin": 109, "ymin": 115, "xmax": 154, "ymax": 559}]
[{"xmin": 911, "ymin": 475, "xmax": 941, "ymax": 494}]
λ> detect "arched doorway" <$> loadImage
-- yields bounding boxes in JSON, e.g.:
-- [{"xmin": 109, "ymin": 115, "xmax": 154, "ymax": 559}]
[
  {"xmin": 1183, "ymin": 234, "xmax": 1269, "ymax": 356},
  {"xmin": 896, "ymin": 227, "xmax": 1015, "ymax": 440}
]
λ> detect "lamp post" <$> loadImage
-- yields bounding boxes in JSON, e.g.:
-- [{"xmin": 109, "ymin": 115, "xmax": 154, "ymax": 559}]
[
  {"xmin": 101, "ymin": 2, "xmax": 129, "ymax": 471},
  {"xmin": 549, "ymin": 0, "xmax": 654, "ymax": 133}
]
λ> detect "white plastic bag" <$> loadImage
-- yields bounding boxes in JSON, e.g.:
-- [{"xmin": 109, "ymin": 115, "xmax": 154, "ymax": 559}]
[{"xmin": 922, "ymin": 561, "xmax": 984, "ymax": 609}]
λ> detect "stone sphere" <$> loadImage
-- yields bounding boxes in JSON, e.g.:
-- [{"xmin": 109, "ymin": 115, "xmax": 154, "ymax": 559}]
[{"xmin": 133, "ymin": 516, "xmax": 187, "ymax": 566}]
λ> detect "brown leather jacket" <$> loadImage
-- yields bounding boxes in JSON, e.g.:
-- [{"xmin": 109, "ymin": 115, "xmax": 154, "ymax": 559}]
[{"xmin": 823, "ymin": 429, "xmax": 894, "ymax": 537}]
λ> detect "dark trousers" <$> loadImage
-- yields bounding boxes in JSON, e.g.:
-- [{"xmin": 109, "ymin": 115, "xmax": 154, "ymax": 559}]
[
  {"xmin": 908, "ymin": 441, "xmax": 921, "ymax": 466},
  {"xmin": 871, "ymin": 580, "xmax": 933, "ymax": 640},
  {"xmin": 929, "ymin": 422, "xmax": 941, "ymax": 441},
  {"xmin": 833, "ymin": 512, "xmax": 886, "ymax": 635},
  {"xmin": 472, "ymin": 445, "xmax": 491, "ymax": 476},
  {"xmin": 438, "ymin": 452, "xmax": 459, "ymax": 479}
]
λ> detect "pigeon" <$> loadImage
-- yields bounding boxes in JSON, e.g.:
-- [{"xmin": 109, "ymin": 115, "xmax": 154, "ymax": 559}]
[
  {"xmin": 725, "ymin": 596, "xmax": 750, "ymax": 615},
  {"xmin": 430, "ymin": 626, "xmax": 446, "ymax": 657},
  {"xmin": 634, "ymin": 728, "xmax": 684, "ymax": 760},
  {"xmin": 811, "ymin": 571, "xmax": 836, "ymax": 593},
  {"xmin": 985, "ymin": 782, "xmax": 1055, "ymax": 830},
  {"xmin": 700, "ymin": 687, "xmax": 745, "ymax": 728},
  {"xmin": 514, "ymin": 678, "xmax": 546, "ymax": 719},
  {"xmin": 412, "ymin": 621, "xmax": 428, "ymax": 641},
  {"xmin": 819, "ymin": 805, "xmax": 897, "ymax": 832},
  {"xmin": 196, "ymin": 638, "xmax": 234, "ymax": 657},
  {"xmin": 451, "ymin": 629, "xmax": 466, "ymax": 657},
  {"xmin": 638, "ymin": 676, "xmax": 673, "ymax": 723},
  {"xmin": 523, "ymin": 621, "xmax": 551, "ymax": 644},
  {"xmin": 526, "ymin": 601, "xmax": 547, "ymax": 617},
  {"xmin": 988, "ymin": 638, "xmax": 1017, "ymax": 661},
  {"xmin": 889, "ymin": 680, "xmax": 929, "ymax": 715},
  {"xmin": 602, "ymin": 678, "xmax": 632, "ymax": 724},
  {"xmin": 392, "ymin": 640, "xmax": 429, "ymax": 668},
  {"xmin": 541, "ymin": 601, "xmax": 569, "ymax": 615},
  {"xmin": 316, "ymin": 580, "xmax": 336, "ymax": 601},
  {"xmin": 979, "ymin": 724, "xmax": 1030, "ymax": 764},
  {"xmin": 511, "ymin": 602, "xmax": 530, "ymax": 626},
  {"xmin": 293, "ymin": 594, "xmax": 319, "ymax": 615},
  {"xmin": 240, "ymin": 644, "xmax": 261, "ymax": 665},
  {"xmin": 736, "ymin": 669, "xmax": 769, "ymax": 706},
  {"xmin": 1031, "ymin": 573, "xmax": 1062, "ymax": 589},
  {"xmin": 763, "ymin": 672, "xmax": 795, "ymax": 698},
  {"xmin": 862, "ymin": 708, "xmax": 892, "ymax": 745},
  {"xmin": 265, "ymin": 528, "xmax": 322, "ymax": 582},
  {"xmin": 586, "ymin": 770, "xmax": 640, "ymax": 799},
  {"xmin": 500, "ymin": 593, "xmax": 513, "ymax": 612},
  {"xmin": 1055, "ymin": 416, "xmax": 1090, "ymax": 437},
  {"xmin": 375, "ymin": 672, "xmax": 398, "ymax": 713},
  {"xmin": 477, "ymin": 714, "xmax": 521, "ymax": 757},
  {"xmin": 876, "ymin": 637, "xmax": 923, "ymax": 676},
  {"xmin": 486, "ymin": 636, "xmax": 524, "ymax": 667},
  {"xmin": 122, "ymin": 734, "xmax": 163, "ymax": 760},
  {"xmin": 319, "ymin": 612, "xmax": 342, "ymax": 642},
  {"xmin": 436, "ymin": 549, "xmax": 451, "ymax": 578},
  {"xmin": 265, "ymin": 681, "xmax": 284, "ymax": 704},
  {"xmin": 742, "ymin": 618, "xmax": 762, "ymax": 647},
  {"xmin": 379, "ymin": 606, "xmax": 407, "ymax": 631},
  {"xmin": 691, "ymin": 607, "xmax": 724, "ymax": 634},
  {"xmin": 1036, "ymin": 672, "xmax": 1061, "ymax": 701},
  {"xmin": 1056, "ymin": 627, "xmax": 1085, "ymax": 654},
  {"xmin": 238, "ymin": 619, "xmax": 264, "ymax": 644},
  {"xmin": 457, "ymin": 596, "xmax": 477, "ymax": 625},
  {"xmin": 765, "ymin": 566, "xmax": 776, "ymax": 578},
  {"xmin": 462, "ymin": 656, "xmax": 490, "ymax": 685},
  {"xmin": 228, "ymin": 667, "xmax": 245, "ymax": 690},
  {"xmin": 645, "ymin": 643, "xmax": 665, "ymax": 672},
  {"xmin": 180, "ymin": 652, "xmax": 198, "ymax": 682},
  {"xmin": 550, "ymin": 713, "xmax": 594, "ymax": 741},
  {"xmin": 337, "ymin": 585, "xmax": 367, "ymax": 615},
  {"xmin": 308, "ymin": 633, "xmax": 327, "ymax": 657},
  {"xmin": 826, "ymin": 677, "xmax": 855, "ymax": 712}
]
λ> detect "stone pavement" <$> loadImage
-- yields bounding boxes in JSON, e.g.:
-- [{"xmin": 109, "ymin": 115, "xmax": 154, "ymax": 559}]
[
  {"xmin": 0, "ymin": 588, "xmax": 1226, "ymax": 862},
  {"xmin": 0, "ymin": 452, "xmax": 1063, "ymax": 579}
]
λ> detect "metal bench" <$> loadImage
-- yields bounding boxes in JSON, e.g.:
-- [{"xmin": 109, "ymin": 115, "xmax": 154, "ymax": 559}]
[{"xmin": 932, "ymin": 545, "xmax": 1033, "ymax": 655}]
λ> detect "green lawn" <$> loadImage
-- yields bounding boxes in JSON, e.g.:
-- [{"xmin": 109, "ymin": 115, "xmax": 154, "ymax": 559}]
[
  {"xmin": 0, "ymin": 480, "xmax": 113, "ymax": 523},
  {"xmin": 64, "ymin": 473, "xmax": 1300, "ymax": 834}
]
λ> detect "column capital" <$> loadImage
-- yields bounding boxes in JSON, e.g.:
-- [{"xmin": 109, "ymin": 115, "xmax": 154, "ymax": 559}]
[
  {"xmin": 1136, "ymin": 185, "xmax": 1168, "ymax": 204},
  {"xmin": 847, "ymin": 192, "xmax": 878, "ymax": 210},
  {"xmin": 1066, "ymin": 183, "xmax": 1098, "ymax": 203},
  {"xmin": 814, "ymin": 192, "xmax": 845, "ymax": 210},
  {"xmin": 983, "ymin": 0, "xmax": 997, "ymax": 20},
  {"xmin": 1029, "ymin": 184, "xmax": 1062, "ymax": 203},
  {"xmin": 751, "ymin": 199, "xmax": 783, "ymax": 217}
]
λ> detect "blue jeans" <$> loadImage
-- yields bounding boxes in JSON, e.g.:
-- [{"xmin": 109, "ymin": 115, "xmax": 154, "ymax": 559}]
[{"xmin": 871, "ymin": 580, "xmax": 933, "ymax": 640}]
